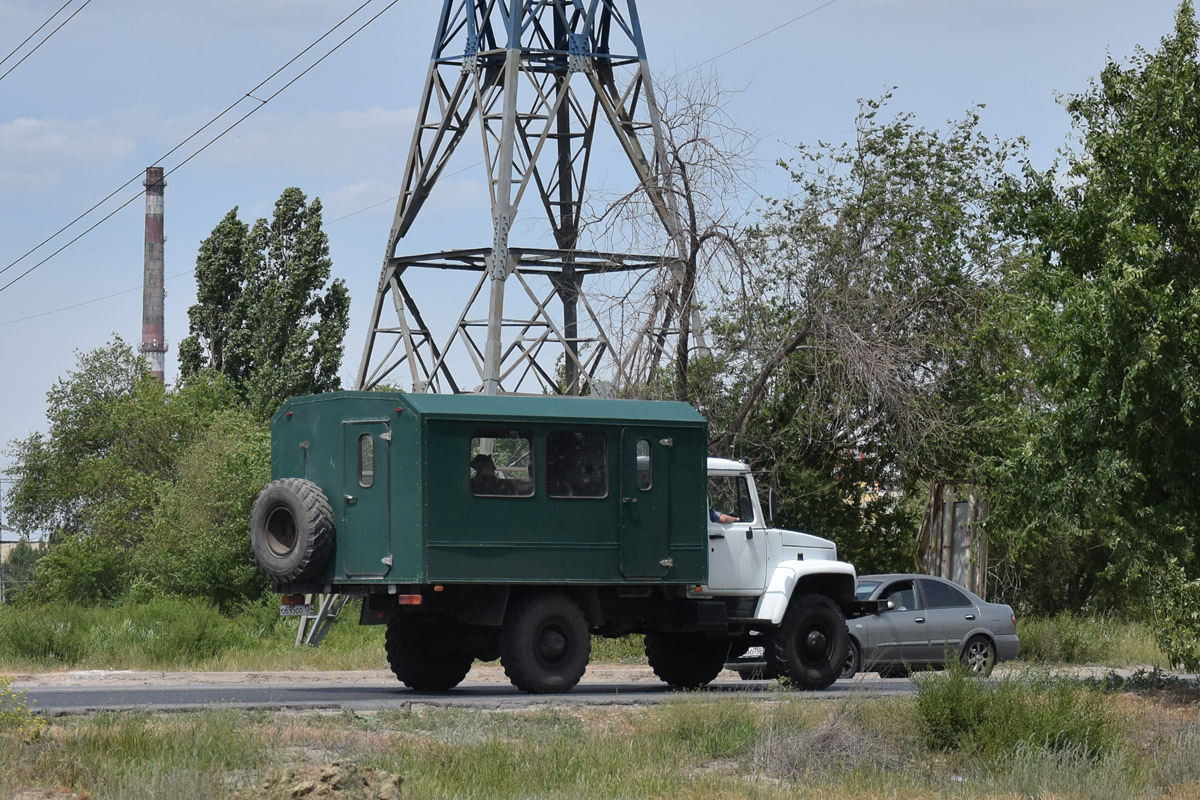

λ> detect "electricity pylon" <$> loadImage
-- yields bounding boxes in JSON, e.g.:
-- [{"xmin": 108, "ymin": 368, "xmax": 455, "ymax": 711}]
[{"xmin": 356, "ymin": 0, "xmax": 687, "ymax": 396}]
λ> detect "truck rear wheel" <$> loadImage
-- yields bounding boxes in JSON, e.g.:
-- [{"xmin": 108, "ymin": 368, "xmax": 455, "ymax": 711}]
[
  {"xmin": 500, "ymin": 593, "xmax": 590, "ymax": 694},
  {"xmin": 771, "ymin": 593, "xmax": 847, "ymax": 690},
  {"xmin": 645, "ymin": 634, "xmax": 730, "ymax": 689},
  {"xmin": 385, "ymin": 615, "xmax": 474, "ymax": 691},
  {"xmin": 250, "ymin": 478, "xmax": 335, "ymax": 583}
]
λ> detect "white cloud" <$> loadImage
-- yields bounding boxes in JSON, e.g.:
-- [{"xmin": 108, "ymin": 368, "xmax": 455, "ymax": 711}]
[{"xmin": 0, "ymin": 117, "xmax": 134, "ymax": 182}]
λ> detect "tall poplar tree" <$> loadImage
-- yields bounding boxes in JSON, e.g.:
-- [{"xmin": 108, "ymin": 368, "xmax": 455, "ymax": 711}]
[{"xmin": 179, "ymin": 187, "xmax": 350, "ymax": 418}]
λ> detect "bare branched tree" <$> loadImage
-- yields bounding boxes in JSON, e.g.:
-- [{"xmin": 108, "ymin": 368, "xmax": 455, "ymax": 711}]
[{"xmin": 581, "ymin": 72, "xmax": 759, "ymax": 400}]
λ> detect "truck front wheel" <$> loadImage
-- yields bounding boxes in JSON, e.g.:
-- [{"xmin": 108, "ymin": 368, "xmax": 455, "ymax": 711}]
[
  {"xmin": 771, "ymin": 594, "xmax": 848, "ymax": 690},
  {"xmin": 500, "ymin": 593, "xmax": 590, "ymax": 694},
  {"xmin": 645, "ymin": 634, "xmax": 730, "ymax": 689},
  {"xmin": 385, "ymin": 615, "xmax": 474, "ymax": 691}
]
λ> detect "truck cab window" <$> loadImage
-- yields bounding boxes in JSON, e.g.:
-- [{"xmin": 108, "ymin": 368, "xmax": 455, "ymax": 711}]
[
  {"xmin": 547, "ymin": 431, "xmax": 608, "ymax": 498},
  {"xmin": 470, "ymin": 433, "xmax": 533, "ymax": 497},
  {"xmin": 707, "ymin": 475, "xmax": 755, "ymax": 523},
  {"xmin": 358, "ymin": 433, "xmax": 375, "ymax": 488}
]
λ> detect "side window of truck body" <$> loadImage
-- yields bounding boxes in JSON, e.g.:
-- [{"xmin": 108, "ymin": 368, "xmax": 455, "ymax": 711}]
[
  {"xmin": 546, "ymin": 431, "xmax": 608, "ymax": 498},
  {"xmin": 469, "ymin": 432, "xmax": 534, "ymax": 497}
]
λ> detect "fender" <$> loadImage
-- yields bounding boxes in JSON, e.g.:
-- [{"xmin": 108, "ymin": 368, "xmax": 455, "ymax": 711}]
[{"xmin": 754, "ymin": 560, "xmax": 857, "ymax": 625}]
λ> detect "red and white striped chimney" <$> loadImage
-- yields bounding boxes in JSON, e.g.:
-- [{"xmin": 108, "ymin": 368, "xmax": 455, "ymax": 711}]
[{"xmin": 141, "ymin": 167, "xmax": 167, "ymax": 382}]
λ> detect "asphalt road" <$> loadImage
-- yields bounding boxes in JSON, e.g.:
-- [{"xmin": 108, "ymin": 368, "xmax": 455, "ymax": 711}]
[{"xmin": 19, "ymin": 674, "xmax": 918, "ymax": 715}]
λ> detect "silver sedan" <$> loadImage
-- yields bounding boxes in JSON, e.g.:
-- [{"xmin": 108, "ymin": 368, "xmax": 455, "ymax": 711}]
[{"xmin": 843, "ymin": 574, "xmax": 1019, "ymax": 678}]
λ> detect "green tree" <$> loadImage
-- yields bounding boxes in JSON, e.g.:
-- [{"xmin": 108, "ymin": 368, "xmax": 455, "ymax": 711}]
[
  {"xmin": 179, "ymin": 187, "xmax": 351, "ymax": 419},
  {"xmin": 704, "ymin": 97, "xmax": 1022, "ymax": 573},
  {"xmin": 995, "ymin": 2, "xmax": 1200, "ymax": 666},
  {"xmin": 4, "ymin": 338, "xmax": 246, "ymax": 603},
  {"xmin": 131, "ymin": 410, "xmax": 270, "ymax": 609}
]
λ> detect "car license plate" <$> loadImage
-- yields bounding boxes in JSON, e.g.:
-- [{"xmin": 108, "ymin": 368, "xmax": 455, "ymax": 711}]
[
  {"xmin": 280, "ymin": 604, "xmax": 314, "ymax": 617},
  {"xmin": 744, "ymin": 646, "xmax": 764, "ymax": 659}
]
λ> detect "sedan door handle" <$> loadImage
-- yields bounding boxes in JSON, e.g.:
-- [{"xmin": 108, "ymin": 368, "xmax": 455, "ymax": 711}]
[
  {"xmin": 915, "ymin": 617, "xmax": 926, "ymax": 624},
  {"xmin": 964, "ymin": 614, "xmax": 976, "ymax": 621}
]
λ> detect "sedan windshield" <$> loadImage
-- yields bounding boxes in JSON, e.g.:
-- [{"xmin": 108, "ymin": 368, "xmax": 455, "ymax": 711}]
[{"xmin": 855, "ymin": 580, "xmax": 882, "ymax": 600}]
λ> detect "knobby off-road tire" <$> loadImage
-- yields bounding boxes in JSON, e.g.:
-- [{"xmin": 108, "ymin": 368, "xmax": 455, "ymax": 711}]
[
  {"xmin": 250, "ymin": 478, "xmax": 335, "ymax": 583},
  {"xmin": 500, "ymin": 593, "xmax": 590, "ymax": 694},
  {"xmin": 961, "ymin": 635, "xmax": 996, "ymax": 676},
  {"xmin": 770, "ymin": 593, "xmax": 848, "ymax": 690},
  {"xmin": 645, "ymin": 634, "xmax": 730, "ymax": 689},
  {"xmin": 385, "ymin": 615, "xmax": 475, "ymax": 691}
]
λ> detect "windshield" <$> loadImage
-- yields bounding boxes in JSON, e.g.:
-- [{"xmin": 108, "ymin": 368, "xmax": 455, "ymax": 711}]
[{"xmin": 854, "ymin": 580, "xmax": 882, "ymax": 600}]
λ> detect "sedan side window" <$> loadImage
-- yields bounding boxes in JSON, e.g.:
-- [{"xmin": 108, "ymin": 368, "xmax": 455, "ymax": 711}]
[
  {"xmin": 919, "ymin": 579, "xmax": 973, "ymax": 609},
  {"xmin": 880, "ymin": 581, "xmax": 920, "ymax": 612}
]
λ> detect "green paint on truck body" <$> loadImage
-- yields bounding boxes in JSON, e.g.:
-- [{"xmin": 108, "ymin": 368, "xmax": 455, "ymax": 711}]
[{"xmin": 270, "ymin": 392, "xmax": 709, "ymax": 587}]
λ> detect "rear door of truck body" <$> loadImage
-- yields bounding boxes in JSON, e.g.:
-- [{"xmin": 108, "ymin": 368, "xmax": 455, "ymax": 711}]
[
  {"xmin": 619, "ymin": 428, "xmax": 671, "ymax": 578},
  {"xmin": 341, "ymin": 420, "xmax": 392, "ymax": 578}
]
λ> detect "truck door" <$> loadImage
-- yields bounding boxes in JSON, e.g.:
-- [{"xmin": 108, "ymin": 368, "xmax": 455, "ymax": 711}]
[
  {"xmin": 705, "ymin": 473, "xmax": 768, "ymax": 591},
  {"xmin": 619, "ymin": 429, "xmax": 671, "ymax": 578},
  {"xmin": 342, "ymin": 421, "xmax": 392, "ymax": 578}
]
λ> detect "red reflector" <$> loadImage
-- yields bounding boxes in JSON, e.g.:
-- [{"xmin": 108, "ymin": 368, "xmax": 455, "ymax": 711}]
[
  {"xmin": 280, "ymin": 594, "xmax": 306, "ymax": 605},
  {"xmin": 396, "ymin": 407, "xmax": 403, "ymax": 415},
  {"xmin": 286, "ymin": 411, "xmax": 293, "ymax": 418},
  {"xmin": 396, "ymin": 594, "xmax": 423, "ymax": 605}
]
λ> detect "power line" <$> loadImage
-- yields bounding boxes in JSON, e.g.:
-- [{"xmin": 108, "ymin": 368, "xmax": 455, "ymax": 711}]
[
  {"xmin": 0, "ymin": 0, "xmax": 399, "ymax": 294},
  {"xmin": 691, "ymin": 0, "xmax": 843, "ymax": 70},
  {"xmin": 0, "ymin": 0, "xmax": 72, "ymax": 70},
  {"xmin": 0, "ymin": 272, "xmax": 187, "ymax": 328},
  {"xmin": 0, "ymin": 0, "xmax": 95, "ymax": 85}
]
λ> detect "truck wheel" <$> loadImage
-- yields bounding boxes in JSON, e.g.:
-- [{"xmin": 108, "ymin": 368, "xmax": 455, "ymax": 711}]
[
  {"xmin": 645, "ymin": 634, "xmax": 730, "ymax": 689},
  {"xmin": 500, "ymin": 594, "xmax": 590, "ymax": 694},
  {"xmin": 385, "ymin": 615, "xmax": 474, "ymax": 691},
  {"xmin": 250, "ymin": 478, "xmax": 335, "ymax": 583},
  {"xmin": 771, "ymin": 593, "xmax": 848, "ymax": 690}
]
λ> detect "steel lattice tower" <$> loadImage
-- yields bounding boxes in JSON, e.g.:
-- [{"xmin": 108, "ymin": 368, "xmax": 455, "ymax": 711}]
[{"xmin": 356, "ymin": 0, "xmax": 686, "ymax": 396}]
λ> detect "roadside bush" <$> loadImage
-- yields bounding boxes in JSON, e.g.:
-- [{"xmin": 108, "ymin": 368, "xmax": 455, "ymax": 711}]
[
  {"xmin": 0, "ymin": 602, "xmax": 90, "ymax": 663},
  {"xmin": 0, "ymin": 676, "xmax": 40, "ymax": 739},
  {"xmin": 1018, "ymin": 614, "xmax": 1166, "ymax": 665},
  {"xmin": 915, "ymin": 664, "xmax": 1121, "ymax": 760},
  {"xmin": 131, "ymin": 409, "xmax": 270, "ymax": 609}
]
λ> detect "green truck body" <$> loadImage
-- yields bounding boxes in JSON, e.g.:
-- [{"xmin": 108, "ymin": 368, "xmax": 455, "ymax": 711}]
[{"xmin": 268, "ymin": 391, "xmax": 709, "ymax": 587}]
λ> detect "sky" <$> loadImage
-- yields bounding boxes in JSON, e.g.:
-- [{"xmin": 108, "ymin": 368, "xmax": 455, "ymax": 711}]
[{"xmin": 0, "ymin": 0, "xmax": 1188, "ymax": 491}]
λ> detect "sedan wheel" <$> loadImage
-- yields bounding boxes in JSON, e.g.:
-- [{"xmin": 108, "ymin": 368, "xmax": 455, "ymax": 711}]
[
  {"xmin": 841, "ymin": 638, "xmax": 860, "ymax": 679},
  {"xmin": 961, "ymin": 635, "xmax": 996, "ymax": 676}
]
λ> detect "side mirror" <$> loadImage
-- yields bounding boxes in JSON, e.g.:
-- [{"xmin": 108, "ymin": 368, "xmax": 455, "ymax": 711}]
[
  {"xmin": 767, "ymin": 487, "xmax": 778, "ymax": 523},
  {"xmin": 886, "ymin": 599, "xmax": 896, "ymax": 611}
]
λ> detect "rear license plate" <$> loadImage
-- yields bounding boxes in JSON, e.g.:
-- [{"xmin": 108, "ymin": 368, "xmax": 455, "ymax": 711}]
[{"xmin": 280, "ymin": 604, "xmax": 314, "ymax": 617}]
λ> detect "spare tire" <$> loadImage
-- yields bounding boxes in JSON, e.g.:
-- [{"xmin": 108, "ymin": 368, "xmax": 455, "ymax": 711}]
[{"xmin": 250, "ymin": 478, "xmax": 335, "ymax": 583}]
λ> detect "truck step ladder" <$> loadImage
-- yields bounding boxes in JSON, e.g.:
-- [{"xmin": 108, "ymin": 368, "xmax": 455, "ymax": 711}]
[{"xmin": 295, "ymin": 593, "xmax": 349, "ymax": 647}]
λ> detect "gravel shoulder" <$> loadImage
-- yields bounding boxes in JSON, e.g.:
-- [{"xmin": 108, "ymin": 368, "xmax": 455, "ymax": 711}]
[{"xmin": 7, "ymin": 663, "xmax": 668, "ymax": 688}]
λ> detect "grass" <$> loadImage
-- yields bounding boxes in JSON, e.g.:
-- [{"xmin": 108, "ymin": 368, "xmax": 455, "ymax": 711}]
[
  {"xmin": 2, "ymin": 678, "xmax": 1198, "ymax": 799},
  {"xmin": 0, "ymin": 598, "xmax": 1175, "ymax": 674},
  {"xmin": 1017, "ymin": 612, "xmax": 1168, "ymax": 667},
  {"xmin": 0, "ymin": 597, "xmax": 657, "ymax": 673}
]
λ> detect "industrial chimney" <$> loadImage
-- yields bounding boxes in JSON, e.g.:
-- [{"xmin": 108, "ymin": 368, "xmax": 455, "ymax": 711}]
[{"xmin": 141, "ymin": 166, "xmax": 167, "ymax": 382}]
